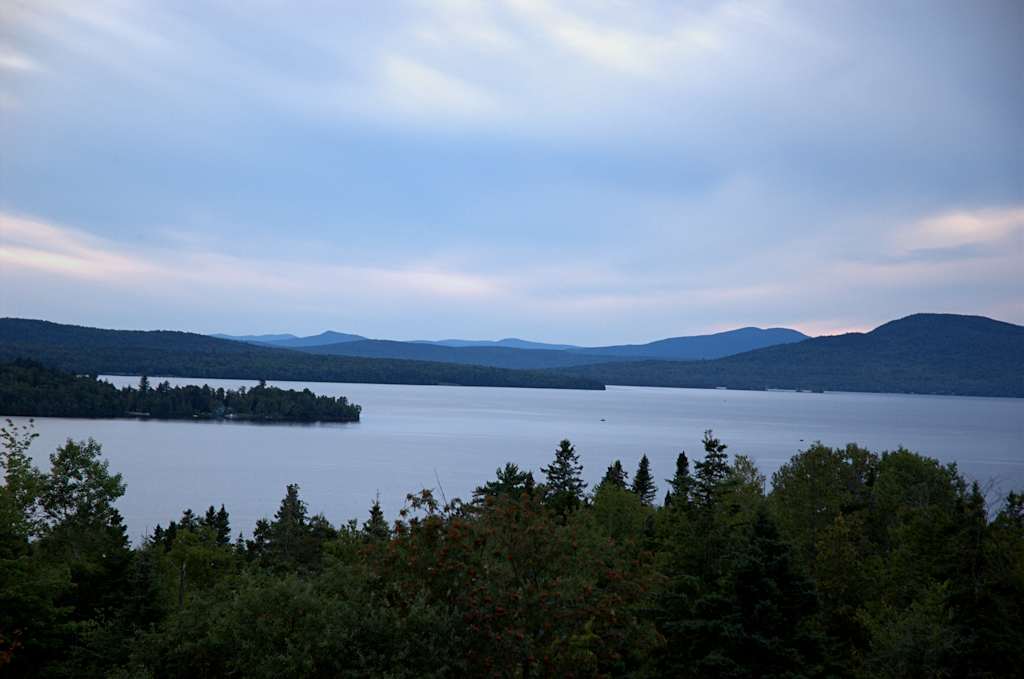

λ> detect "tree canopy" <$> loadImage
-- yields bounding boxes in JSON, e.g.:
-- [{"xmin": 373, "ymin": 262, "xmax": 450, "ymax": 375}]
[{"xmin": 2, "ymin": 423, "xmax": 1021, "ymax": 678}]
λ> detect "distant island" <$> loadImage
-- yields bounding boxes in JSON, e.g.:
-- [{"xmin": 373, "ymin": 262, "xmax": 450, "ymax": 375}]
[{"xmin": 0, "ymin": 361, "xmax": 362, "ymax": 422}]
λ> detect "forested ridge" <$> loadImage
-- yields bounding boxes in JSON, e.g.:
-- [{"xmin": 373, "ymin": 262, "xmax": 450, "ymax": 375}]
[
  {"xmin": 2, "ymin": 423, "xmax": 1021, "ymax": 678},
  {"xmin": 0, "ymin": 361, "xmax": 361, "ymax": 423},
  {"xmin": 3, "ymin": 315, "xmax": 1021, "ymax": 396},
  {"xmin": 559, "ymin": 313, "xmax": 1024, "ymax": 397},
  {"xmin": 256, "ymin": 327, "xmax": 809, "ymax": 369},
  {"xmin": 0, "ymin": 319, "xmax": 604, "ymax": 391}
]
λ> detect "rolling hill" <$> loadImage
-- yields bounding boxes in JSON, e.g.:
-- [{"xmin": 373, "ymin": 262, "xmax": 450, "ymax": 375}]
[
  {"xmin": 211, "ymin": 333, "xmax": 298, "ymax": 343},
  {"xmin": 569, "ymin": 327, "xmax": 808, "ymax": 360},
  {"xmin": 215, "ymin": 331, "xmax": 367, "ymax": 347},
  {"xmin": 557, "ymin": 314, "xmax": 1024, "ymax": 397},
  {"xmin": 237, "ymin": 326, "xmax": 810, "ymax": 368},
  {"xmin": 292, "ymin": 339, "xmax": 645, "ymax": 370},
  {"xmin": 414, "ymin": 338, "xmax": 580, "ymax": 350},
  {"xmin": 263, "ymin": 331, "xmax": 368, "ymax": 348},
  {"xmin": 0, "ymin": 319, "xmax": 603, "ymax": 390}
]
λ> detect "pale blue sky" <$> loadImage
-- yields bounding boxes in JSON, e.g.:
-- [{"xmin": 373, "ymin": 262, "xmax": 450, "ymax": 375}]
[{"xmin": 1, "ymin": 0, "xmax": 1021, "ymax": 343}]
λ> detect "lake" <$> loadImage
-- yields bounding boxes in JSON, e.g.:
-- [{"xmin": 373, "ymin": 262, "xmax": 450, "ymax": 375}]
[{"xmin": 11, "ymin": 376, "xmax": 1024, "ymax": 542}]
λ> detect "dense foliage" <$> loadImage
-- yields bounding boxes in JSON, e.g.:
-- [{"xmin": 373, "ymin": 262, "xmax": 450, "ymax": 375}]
[
  {"xmin": 560, "ymin": 313, "xmax": 1024, "ymax": 397},
  {"xmin": 0, "ymin": 362, "xmax": 361, "ymax": 422},
  {"xmin": 0, "ymin": 319, "xmax": 604, "ymax": 390},
  {"xmin": 2, "ymin": 423, "xmax": 1022, "ymax": 677}
]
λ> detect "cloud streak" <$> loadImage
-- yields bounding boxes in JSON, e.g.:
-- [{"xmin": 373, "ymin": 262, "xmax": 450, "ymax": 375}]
[
  {"xmin": 3, "ymin": 206, "xmax": 1020, "ymax": 341},
  {"xmin": 1, "ymin": 2, "xmax": 1021, "ymax": 339}
]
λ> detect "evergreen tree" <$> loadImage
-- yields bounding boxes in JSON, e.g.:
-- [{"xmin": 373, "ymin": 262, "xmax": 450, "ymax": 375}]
[
  {"xmin": 203, "ymin": 505, "xmax": 217, "ymax": 529},
  {"xmin": 474, "ymin": 463, "xmax": 535, "ymax": 502},
  {"xmin": 631, "ymin": 454, "xmax": 656, "ymax": 506},
  {"xmin": 363, "ymin": 495, "xmax": 390, "ymax": 540},
  {"xmin": 665, "ymin": 451, "xmax": 692, "ymax": 508},
  {"xmin": 693, "ymin": 430, "xmax": 730, "ymax": 509},
  {"xmin": 600, "ymin": 460, "xmax": 629, "ymax": 490},
  {"xmin": 997, "ymin": 490, "xmax": 1024, "ymax": 529},
  {"xmin": 179, "ymin": 508, "xmax": 197, "ymax": 531},
  {"xmin": 307, "ymin": 513, "xmax": 338, "ymax": 546},
  {"xmin": 263, "ymin": 484, "xmax": 311, "ymax": 568},
  {"xmin": 541, "ymin": 439, "xmax": 587, "ymax": 516},
  {"xmin": 215, "ymin": 504, "xmax": 231, "ymax": 545},
  {"xmin": 202, "ymin": 504, "xmax": 231, "ymax": 545},
  {"xmin": 730, "ymin": 508, "xmax": 822, "ymax": 675}
]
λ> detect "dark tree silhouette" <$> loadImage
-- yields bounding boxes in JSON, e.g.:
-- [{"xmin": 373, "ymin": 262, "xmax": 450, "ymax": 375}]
[
  {"xmin": 541, "ymin": 439, "xmax": 587, "ymax": 516},
  {"xmin": 631, "ymin": 454, "xmax": 657, "ymax": 506}
]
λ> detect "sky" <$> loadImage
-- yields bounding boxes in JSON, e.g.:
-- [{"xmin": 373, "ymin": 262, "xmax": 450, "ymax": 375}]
[{"xmin": 1, "ymin": 0, "xmax": 1022, "ymax": 344}]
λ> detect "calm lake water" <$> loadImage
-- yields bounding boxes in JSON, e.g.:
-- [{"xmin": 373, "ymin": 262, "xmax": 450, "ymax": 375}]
[{"xmin": 11, "ymin": 376, "xmax": 1024, "ymax": 542}]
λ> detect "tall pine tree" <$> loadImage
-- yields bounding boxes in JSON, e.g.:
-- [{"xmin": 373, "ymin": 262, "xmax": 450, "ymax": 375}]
[
  {"xmin": 693, "ymin": 430, "xmax": 730, "ymax": 509},
  {"xmin": 202, "ymin": 504, "xmax": 231, "ymax": 545},
  {"xmin": 601, "ymin": 460, "xmax": 629, "ymax": 489},
  {"xmin": 541, "ymin": 439, "xmax": 587, "ymax": 516},
  {"xmin": 363, "ymin": 494, "xmax": 390, "ymax": 540},
  {"xmin": 264, "ymin": 483, "xmax": 311, "ymax": 568},
  {"xmin": 632, "ymin": 454, "xmax": 657, "ymax": 506},
  {"xmin": 665, "ymin": 451, "xmax": 692, "ymax": 508}
]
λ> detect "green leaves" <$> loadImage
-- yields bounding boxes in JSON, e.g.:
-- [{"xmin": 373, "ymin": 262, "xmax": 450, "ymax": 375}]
[
  {"xmin": 41, "ymin": 438, "xmax": 125, "ymax": 529},
  {"xmin": 5, "ymin": 428, "xmax": 1023, "ymax": 678}
]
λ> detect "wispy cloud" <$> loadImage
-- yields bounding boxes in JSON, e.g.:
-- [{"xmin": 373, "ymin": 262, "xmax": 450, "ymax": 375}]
[
  {"xmin": 378, "ymin": 55, "xmax": 496, "ymax": 119},
  {"xmin": 0, "ymin": 49, "xmax": 41, "ymax": 73},
  {"xmin": 1, "ymin": 2, "xmax": 1021, "ymax": 339},
  {"xmin": 0, "ymin": 212, "xmax": 500, "ymax": 304},
  {"xmin": 899, "ymin": 207, "xmax": 1024, "ymax": 250}
]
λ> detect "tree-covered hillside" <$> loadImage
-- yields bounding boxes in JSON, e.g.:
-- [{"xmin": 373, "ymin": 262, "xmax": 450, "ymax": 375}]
[
  {"xmin": 2, "ymin": 424, "xmax": 1021, "ymax": 677},
  {"xmin": 560, "ymin": 314, "xmax": 1024, "ymax": 397},
  {"xmin": 567, "ymin": 326, "xmax": 809, "ymax": 360},
  {"xmin": 293, "ymin": 338, "xmax": 646, "ymax": 369},
  {"xmin": 229, "ymin": 327, "xmax": 810, "ymax": 366},
  {"xmin": 0, "ymin": 319, "xmax": 604, "ymax": 391},
  {"xmin": 0, "ymin": 361, "xmax": 361, "ymax": 422}
]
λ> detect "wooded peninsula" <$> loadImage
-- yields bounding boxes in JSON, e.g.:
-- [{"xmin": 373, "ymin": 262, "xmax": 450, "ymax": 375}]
[{"xmin": 0, "ymin": 361, "xmax": 361, "ymax": 423}]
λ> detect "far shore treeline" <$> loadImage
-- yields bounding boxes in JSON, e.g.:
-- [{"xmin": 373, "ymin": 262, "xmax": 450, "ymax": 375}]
[
  {"xmin": 2, "ymin": 315, "xmax": 1023, "ymax": 397},
  {"xmin": 2, "ymin": 422, "xmax": 1021, "ymax": 677},
  {"xmin": 0, "ymin": 318, "xmax": 606, "ymax": 391},
  {"xmin": 0, "ymin": 361, "xmax": 361, "ymax": 423}
]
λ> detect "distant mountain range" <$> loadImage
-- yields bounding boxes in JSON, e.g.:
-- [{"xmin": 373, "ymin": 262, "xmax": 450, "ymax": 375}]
[
  {"xmin": 0, "ymin": 319, "xmax": 603, "ymax": 390},
  {"xmin": 210, "ymin": 333, "xmax": 299, "ymax": 343},
  {"xmin": 212, "ymin": 326, "xmax": 810, "ymax": 369},
  {"xmin": 569, "ymin": 327, "xmax": 808, "ymax": 360},
  {"xmin": 3, "ymin": 314, "xmax": 1019, "ymax": 397},
  {"xmin": 415, "ymin": 338, "xmax": 580, "ymax": 350},
  {"xmin": 559, "ymin": 314, "xmax": 1024, "ymax": 397},
  {"xmin": 212, "ymin": 331, "xmax": 367, "ymax": 347}
]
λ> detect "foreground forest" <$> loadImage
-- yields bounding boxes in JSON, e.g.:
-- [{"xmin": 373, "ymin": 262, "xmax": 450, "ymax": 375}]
[
  {"xmin": 2, "ymin": 424, "xmax": 1022, "ymax": 678},
  {"xmin": 0, "ymin": 362, "xmax": 361, "ymax": 423}
]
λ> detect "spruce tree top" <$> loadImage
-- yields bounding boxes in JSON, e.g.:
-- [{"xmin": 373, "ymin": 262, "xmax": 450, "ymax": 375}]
[
  {"xmin": 632, "ymin": 454, "xmax": 657, "ymax": 506},
  {"xmin": 542, "ymin": 439, "xmax": 587, "ymax": 512}
]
